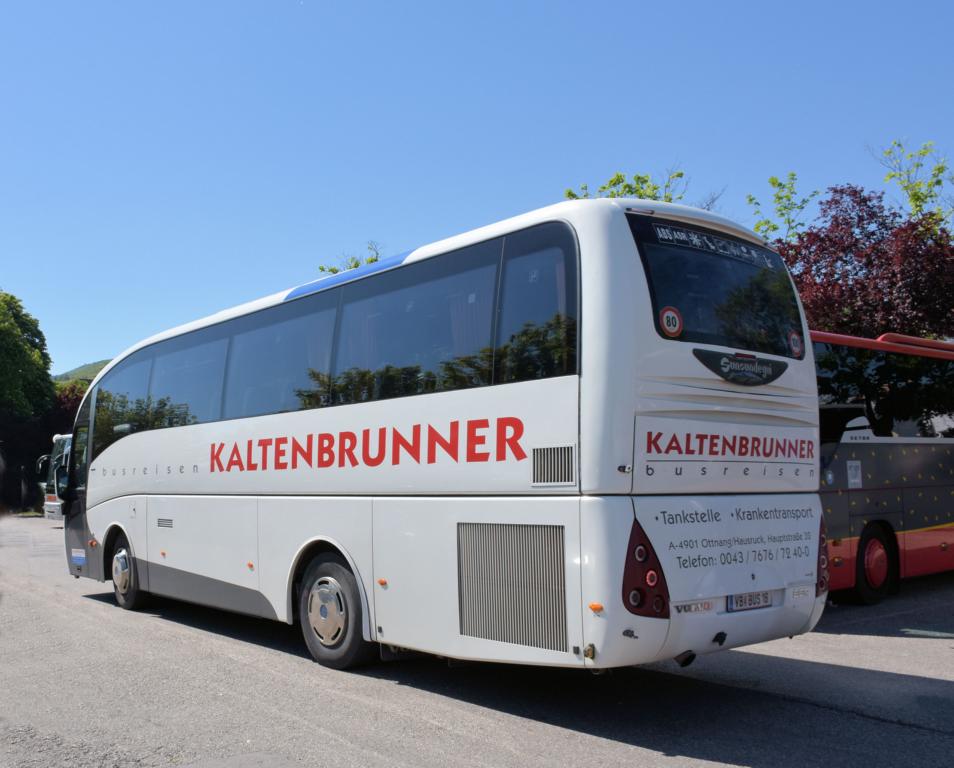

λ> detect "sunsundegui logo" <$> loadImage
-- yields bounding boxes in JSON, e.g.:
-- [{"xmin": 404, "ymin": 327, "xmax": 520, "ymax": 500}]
[{"xmin": 692, "ymin": 348, "xmax": 787, "ymax": 386}]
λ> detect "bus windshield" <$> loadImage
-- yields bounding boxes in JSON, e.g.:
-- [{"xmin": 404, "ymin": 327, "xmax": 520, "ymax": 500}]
[{"xmin": 628, "ymin": 215, "xmax": 805, "ymax": 359}]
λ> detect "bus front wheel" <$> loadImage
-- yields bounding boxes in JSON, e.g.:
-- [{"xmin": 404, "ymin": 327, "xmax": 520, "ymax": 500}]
[
  {"xmin": 111, "ymin": 533, "xmax": 146, "ymax": 610},
  {"xmin": 854, "ymin": 525, "xmax": 897, "ymax": 605},
  {"xmin": 298, "ymin": 554, "xmax": 376, "ymax": 669}
]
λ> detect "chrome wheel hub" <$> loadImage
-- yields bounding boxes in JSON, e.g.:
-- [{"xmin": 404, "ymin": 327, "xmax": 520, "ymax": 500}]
[
  {"xmin": 308, "ymin": 576, "xmax": 347, "ymax": 647},
  {"xmin": 112, "ymin": 548, "xmax": 131, "ymax": 595}
]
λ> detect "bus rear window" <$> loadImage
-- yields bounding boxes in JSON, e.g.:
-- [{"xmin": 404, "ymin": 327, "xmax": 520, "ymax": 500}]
[{"xmin": 628, "ymin": 216, "xmax": 805, "ymax": 359}]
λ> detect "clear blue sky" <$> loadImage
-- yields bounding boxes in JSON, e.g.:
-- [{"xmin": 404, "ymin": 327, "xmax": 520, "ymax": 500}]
[{"xmin": 2, "ymin": 1, "xmax": 952, "ymax": 374}]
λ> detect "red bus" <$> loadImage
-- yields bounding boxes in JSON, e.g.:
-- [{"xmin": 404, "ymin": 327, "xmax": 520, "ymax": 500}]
[{"xmin": 812, "ymin": 331, "xmax": 954, "ymax": 602}]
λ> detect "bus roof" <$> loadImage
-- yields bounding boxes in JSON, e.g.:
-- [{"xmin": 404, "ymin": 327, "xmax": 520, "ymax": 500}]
[
  {"xmin": 89, "ymin": 198, "xmax": 763, "ymax": 390},
  {"xmin": 811, "ymin": 330, "xmax": 954, "ymax": 361}
]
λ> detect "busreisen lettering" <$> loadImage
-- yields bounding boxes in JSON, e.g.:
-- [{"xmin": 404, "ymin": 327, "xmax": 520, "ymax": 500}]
[{"xmin": 209, "ymin": 416, "xmax": 526, "ymax": 473}]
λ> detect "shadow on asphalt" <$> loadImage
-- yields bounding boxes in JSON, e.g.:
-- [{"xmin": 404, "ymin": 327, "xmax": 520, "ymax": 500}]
[
  {"xmin": 84, "ymin": 591, "xmax": 309, "ymax": 658},
  {"xmin": 83, "ymin": 578, "xmax": 954, "ymax": 766},
  {"xmin": 818, "ymin": 570, "xmax": 954, "ymax": 638},
  {"xmin": 360, "ymin": 657, "xmax": 954, "ymax": 764}
]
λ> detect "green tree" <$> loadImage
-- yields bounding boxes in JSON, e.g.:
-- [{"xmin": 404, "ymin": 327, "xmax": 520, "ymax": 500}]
[
  {"xmin": 565, "ymin": 168, "xmax": 687, "ymax": 202},
  {"xmin": 879, "ymin": 139, "xmax": 953, "ymax": 224},
  {"xmin": 318, "ymin": 240, "xmax": 382, "ymax": 275},
  {"xmin": 746, "ymin": 172, "xmax": 819, "ymax": 241},
  {"xmin": 0, "ymin": 291, "xmax": 54, "ymax": 419},
  {"xmin": 0, "ymin": 290, "xmax": 56, "ymax": 508}
]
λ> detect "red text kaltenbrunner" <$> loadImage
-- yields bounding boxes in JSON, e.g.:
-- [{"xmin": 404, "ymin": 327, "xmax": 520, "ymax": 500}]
[
  {"xmin": 646, "ymin": 431, "xmax": 815, "ymax": 460},
  {"xmin": 210, "ymin": 417, "xmax": 527, "ymax": 472}
]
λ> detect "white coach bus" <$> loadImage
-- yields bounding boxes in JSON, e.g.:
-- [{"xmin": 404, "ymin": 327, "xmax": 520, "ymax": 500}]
[{"xmin": 57, "ymin": 199, "xmax": 827, "ymax": 670}]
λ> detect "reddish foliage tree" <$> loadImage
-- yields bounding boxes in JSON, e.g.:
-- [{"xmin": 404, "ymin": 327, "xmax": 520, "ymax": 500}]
[
  {"xmin": 51, "ymin": 380, "xmax": 89, "ymax": 434},
  {"xmin": 776, "ymin": 185, "xmax": 954, "ymax": 339}
]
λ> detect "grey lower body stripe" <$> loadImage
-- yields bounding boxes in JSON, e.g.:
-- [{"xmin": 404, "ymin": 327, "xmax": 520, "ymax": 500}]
[{"xmin": 138, "ymin": 559, "xmax": 278, "ymax": 621}]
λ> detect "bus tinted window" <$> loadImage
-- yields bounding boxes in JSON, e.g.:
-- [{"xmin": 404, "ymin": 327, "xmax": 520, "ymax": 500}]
[
  {"xmin": 92, "ymin": 351, "xmax": 153, "ymax": 460},
  {"xmin": 333, "ymin": 239, "xmax": 500, "ymax": 404},
  {"xmin": 630, "ymin": 216, "xmax": 804, "ymax": 359},
  {"xmin": 814, "ymin": 341, "xmax": 954, "ymax": 440},
  {"xmin": 150, "ymin": 332, "xmax": 228, "ymax": 427},
  {"xmin": 224, "ymin": 293, "xmax": 337, "ymax": 419},
  {"xmin": 495, "ymin": 222, "xmax": 578, "ymax": 383},
  {"xmin": 71, "ymin": 425, "xmax": 90, "ymax": 489}
]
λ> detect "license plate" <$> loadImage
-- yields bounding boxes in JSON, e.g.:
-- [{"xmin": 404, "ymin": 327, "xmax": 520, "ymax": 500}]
[{"xmin": 726, "ymin": 591, "xmax": 772, "ymax": 612}]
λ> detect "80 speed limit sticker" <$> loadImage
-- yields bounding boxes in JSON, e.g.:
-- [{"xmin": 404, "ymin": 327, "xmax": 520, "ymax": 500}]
[
  {"xmin": 788, "ymin": 331, "xmax": 804, "ymax": 357},
  {"xmin": 659, "ymin": 306, "xmax": 684, "ymax": 338}
]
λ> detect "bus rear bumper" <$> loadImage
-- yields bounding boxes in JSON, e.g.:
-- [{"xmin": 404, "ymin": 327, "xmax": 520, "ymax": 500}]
[
  {"xmin": 586, "ymin": 589, "xmax": 824, "ymax": 669},
  {"xmin": 654, "ymin": 589, "xmax": 824, "ymax": 662}
]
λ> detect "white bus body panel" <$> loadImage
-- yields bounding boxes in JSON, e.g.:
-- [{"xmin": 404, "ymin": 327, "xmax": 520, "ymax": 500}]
[
  {"xmin": 372, "ymin": 496, "xmax": 584, "ymax": 666},
  {"xmin": 146, "ymin": 496, "xmax": 259, "ymax": 598},
  {"xmin": 579, "ymin": 496, "xmax": 669, "ymax": 666},
  {"xmin": 84, "ymin": 376, "xmax": 578, "ymax": 629},
  {"xmin": 258, "ymin": 496, "xmax": 373, "ymax": 628},
  {"xmin": 86, "ymin": 377, "xmax": 578, "ymax": 503},
  {"xmin": 85, "ymin": 495, "xmax": 148, "ymax": 577}
]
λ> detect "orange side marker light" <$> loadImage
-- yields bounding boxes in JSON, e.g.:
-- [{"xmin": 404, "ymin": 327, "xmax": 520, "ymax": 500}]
[
  {"xmin": 589, "ymin": 602, "xmax": 604, "ymax": 613},
  {"xmin": 377, "ymin": 578, "xmax": 388, "ymax": 587}
]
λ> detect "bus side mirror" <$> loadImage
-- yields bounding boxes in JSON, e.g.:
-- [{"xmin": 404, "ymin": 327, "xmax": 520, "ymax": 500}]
[
  {"xmin": 36, "ymin": 454, "xmax": 50, "ymax": 477},
  {"xmin": 54, "ymin": 465, "xmax": 69, "ymax": 501}
]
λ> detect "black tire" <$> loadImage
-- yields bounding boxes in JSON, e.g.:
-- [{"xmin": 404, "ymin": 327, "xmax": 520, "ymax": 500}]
[
  {"xmin": 854, "ymin": 524, "xmax": 897, "ymax": 605},
  {"xmin": 298, "ymin": 554, "xmax": 376, "ymax": 670},
  {"xmin": 110, "ymin": 533, "xmax": 146, "ymax": 610}
]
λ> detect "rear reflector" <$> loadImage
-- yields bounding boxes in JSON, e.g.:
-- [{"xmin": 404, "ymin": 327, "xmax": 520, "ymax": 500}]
[{"xmin": 816, "ymin": 516, "xmax": 830, "ymax": 597}]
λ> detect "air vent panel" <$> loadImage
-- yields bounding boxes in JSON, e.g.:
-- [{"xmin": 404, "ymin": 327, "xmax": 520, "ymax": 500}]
[
  {"xmin": 157, "ymin": 518, "xmax": 173, "ymax": 528},
  {"xmin": 531, "ymin": 446, "xmax": 575, "ymax": 486},
  {"xmin": 457, "ymin": 522, "xmax": 567, "ymax": 652}
]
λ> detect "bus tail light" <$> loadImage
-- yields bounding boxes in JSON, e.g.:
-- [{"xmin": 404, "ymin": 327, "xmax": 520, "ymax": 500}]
[
  {"xmin": 816, "ymin": 516, "xmax": 829, "ymax": 597},
  {"xmin": 622, "ymin": 518, "xmax": 670, "ymax": 619}
]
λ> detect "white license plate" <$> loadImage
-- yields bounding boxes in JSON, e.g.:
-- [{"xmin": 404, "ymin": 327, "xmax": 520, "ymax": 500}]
[{"xmin": 726, "ymin": 591, "xmax": 772, "ymax": 612}]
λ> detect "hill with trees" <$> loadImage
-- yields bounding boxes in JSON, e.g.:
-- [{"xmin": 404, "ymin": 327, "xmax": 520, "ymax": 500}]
[{"xmin": 53, "ymin": 359, "xmax": 109, "ymax": 382}]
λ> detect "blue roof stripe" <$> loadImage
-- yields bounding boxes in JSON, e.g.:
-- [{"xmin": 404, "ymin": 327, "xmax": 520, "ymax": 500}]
[{"xmin": 283, "ymin": 250, "xmax": 414, "ymax": 302}]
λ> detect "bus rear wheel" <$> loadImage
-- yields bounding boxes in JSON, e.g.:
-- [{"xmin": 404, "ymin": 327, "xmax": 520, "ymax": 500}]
[
  {"xmin": 111, "ymin": 533, "xmax": 146, "ymax": 610},
  {"xmin": 298, "ymin": 554, "xmax": 376, "ymax": 670},
  {"xmin": 854, "ymin": 525, "xmax": 897, "ymax": 605}
]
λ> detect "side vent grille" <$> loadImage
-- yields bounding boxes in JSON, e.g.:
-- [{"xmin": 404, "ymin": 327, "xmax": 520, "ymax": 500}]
[
  {"xmin": 531, "ymin": 446, "xmax": 575, "ymax": 486},
  {"xmin": 157, "ymin": 518, "xmax": 173, "ymax": 528},
  {"xmin": 457, "ymin": 523, "xmax": 567, "ymax": 652}
]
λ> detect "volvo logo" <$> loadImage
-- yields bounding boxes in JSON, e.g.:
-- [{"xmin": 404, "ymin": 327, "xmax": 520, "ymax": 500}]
[
  {"xmin": 674, "ymin": 601, "xmax": 713, "ymax": 614},
  {"xmin": 693, "ymin": 349, "xmax": 787, "ymax": 386}
]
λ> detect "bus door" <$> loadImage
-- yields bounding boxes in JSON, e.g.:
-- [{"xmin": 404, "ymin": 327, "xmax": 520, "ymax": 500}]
[{"xmin": 63, "ymin": 395, "xmax": 104, "ymax": 580}]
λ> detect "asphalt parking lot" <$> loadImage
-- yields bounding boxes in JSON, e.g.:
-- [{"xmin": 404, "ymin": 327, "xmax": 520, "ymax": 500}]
[{"xmin": 1, "ymin": 514, "xmax": 953, "ymax": 768}]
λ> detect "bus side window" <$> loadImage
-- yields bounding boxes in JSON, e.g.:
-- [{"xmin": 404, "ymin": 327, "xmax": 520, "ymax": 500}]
[
  {"xmin": 69, "ymin": 395, "xmax": 92, "ymax": 490},
  {"xmin": 149, "ymin": 330, "xmax": 228, "ymax": 427},
  {"xmin": 92, "ymin": 351, "xmax": 153, "ymax": 461},
  {"xmin": 333, "ymin": 238, "xmax": 500, "ymax": 404},
  {"xmin": 223, "ymin": 291, "xmax": 337, "ymax": 419},
  {"xmin": 71, "ymin": 425, "xmax": 90, "ymax": 490},
  {"xmin": 495, "ymin": 222, "xmax": 578, "ymax": 384}
]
